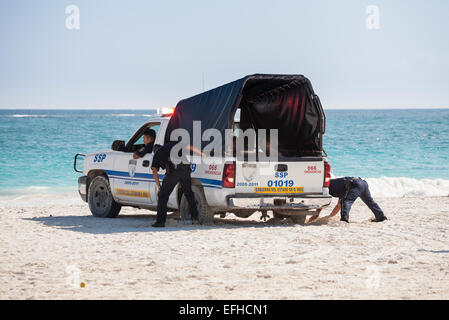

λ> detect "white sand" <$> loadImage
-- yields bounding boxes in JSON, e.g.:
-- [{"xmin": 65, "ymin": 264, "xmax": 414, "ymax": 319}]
[{"xmin": 1, "ymin": 196, "xmax": 448, "ymax": 299}]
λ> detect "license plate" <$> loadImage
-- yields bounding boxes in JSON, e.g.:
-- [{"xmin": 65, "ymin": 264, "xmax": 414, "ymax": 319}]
[{"xmin": 254, "ymin": 187, "xmax": 304, "ymax": 194}]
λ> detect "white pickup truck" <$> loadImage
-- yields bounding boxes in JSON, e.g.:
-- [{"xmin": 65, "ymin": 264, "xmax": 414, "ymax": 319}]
[{"xmin": 74, "ymin": 74, "xmax": 332, "ymax": 224}]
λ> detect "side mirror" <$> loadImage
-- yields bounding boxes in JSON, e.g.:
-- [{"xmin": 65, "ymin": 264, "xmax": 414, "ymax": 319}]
[{"xmin": 112, "ymin": 140, "xmax": 126, "ymax": 151}]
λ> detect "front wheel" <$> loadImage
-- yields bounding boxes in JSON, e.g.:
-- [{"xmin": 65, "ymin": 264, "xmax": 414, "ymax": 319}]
[
  {"xmin": 88, "ymin": 176, "xmax": 121, "ymax": 218},
  {"xmin": 180, "ymin": 185, "xmax": 214, "ymax": 224}
]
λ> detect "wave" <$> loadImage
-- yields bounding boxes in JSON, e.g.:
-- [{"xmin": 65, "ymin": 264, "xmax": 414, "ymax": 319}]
[
  {"xmin": 0, "ymin": 185, "xmax": 72, "ymax": 196},
  {"xmin": 111, "ymin": 114, "xmax": 137, "ymax": 117},
  {"xmin": 365, "ymin": 177, "xmax": 449, "ymax": 198},
  {"xmin": 9, "ymin": 114, "xmax": 49, "ymax": 118},
  {"xmin": 111, "ymin": 113, "xmax": 157, "ymax": 117},
  {"xmin": 26, "ymin": 185, "xmax": 50, "ymax": 191},
  {"xmin": 2, "ymin": 113, "xmax": 157, "ymax": 118},
  {"xmin": 0, "ymin": 185, "xmax": 81, "ymax": 208}
]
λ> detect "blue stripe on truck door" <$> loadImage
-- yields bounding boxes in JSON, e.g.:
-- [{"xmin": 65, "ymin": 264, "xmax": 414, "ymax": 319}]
[{"xmin": 105, "ymin": 170, "xmax": 222, "ymax": 189}]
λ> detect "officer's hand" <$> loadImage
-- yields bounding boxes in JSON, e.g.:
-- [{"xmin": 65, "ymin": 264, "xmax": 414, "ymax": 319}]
[{"xmin": 133, "ymin": 153, "xmax": 140, "ymax": 159}]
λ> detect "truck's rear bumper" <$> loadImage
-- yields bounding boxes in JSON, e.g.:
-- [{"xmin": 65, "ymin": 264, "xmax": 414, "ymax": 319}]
[
  {"xmin": 227, "ymin": 194, "xmax": 332, "ymax": 213},
  {"xmin": 78, "ymin": 176, "xmax": 88, "ymax": 202}
]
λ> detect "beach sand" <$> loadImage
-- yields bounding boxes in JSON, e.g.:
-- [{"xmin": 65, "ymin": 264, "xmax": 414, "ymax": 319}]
[{"xmin": 1, "ymin": 195, "xmax": 448, "ymax": 299}]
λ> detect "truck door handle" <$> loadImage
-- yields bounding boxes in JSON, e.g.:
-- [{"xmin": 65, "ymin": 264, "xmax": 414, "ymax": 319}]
[
  {"xmin": 275, "ymin": 164, "xmax": 288, "ymax": 172},
  {"xmin": 142, "ymin": 160, "xmax": 150, "ymax": 167}
]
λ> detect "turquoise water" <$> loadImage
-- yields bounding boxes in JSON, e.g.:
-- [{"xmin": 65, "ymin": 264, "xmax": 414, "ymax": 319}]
[
  {"xmin": 0, "ymin": 109, "xmax": 448, "ymax": 194},
  {"xmin": 324, "ymin": 109, "xmax": 449, "ymax": 180}
]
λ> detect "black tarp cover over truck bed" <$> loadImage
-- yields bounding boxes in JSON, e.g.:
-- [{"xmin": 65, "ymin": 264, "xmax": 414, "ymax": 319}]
[{"xmin": 165, "ymin": 74, "xmax": 325, "ymax": 155}]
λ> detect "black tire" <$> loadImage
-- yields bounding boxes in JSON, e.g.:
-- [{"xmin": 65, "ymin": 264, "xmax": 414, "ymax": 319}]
[
  {"xmin": 272, "ymin": 211, "xmax": 285, "ymax": 220},
  {"xmin": 289, "ymin": 214, "xmax": 307, "ymax": 225},
  {"xmin": 180, "ymin": 185, "xmax": 214, "ymax": 224},
  {"xmin": 88, "ymin": 175, "xmax": 121, "ymax": 218},
  {"xmin": 233, "ymin": 212, "xmax": 254, "ymax": 218}
]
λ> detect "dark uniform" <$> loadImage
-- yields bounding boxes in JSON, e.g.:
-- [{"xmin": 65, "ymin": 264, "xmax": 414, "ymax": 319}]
[
  {"xmin": 329, "ymin": 177, "xmax": 386, "ymax": 222},
  {"xmin": 151, "ymin": 142, "xmax": 199, "ymax": 225},
  {"xmin": 134, "ymin": 142, "xmax": 154, "ymax": 157}
]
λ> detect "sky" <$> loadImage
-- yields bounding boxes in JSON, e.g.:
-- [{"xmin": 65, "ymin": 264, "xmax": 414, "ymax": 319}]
[{"xmin": 0, "ymin": 0, "xmax": 448, "ymax": 109}]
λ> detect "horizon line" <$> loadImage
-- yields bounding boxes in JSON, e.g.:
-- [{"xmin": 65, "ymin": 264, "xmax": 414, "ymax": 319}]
[{"xmin": 0, "ymin": 106, "xmax": 448, "ymax": 110}]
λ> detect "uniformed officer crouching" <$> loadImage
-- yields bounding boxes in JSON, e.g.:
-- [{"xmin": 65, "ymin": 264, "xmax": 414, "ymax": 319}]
[
  {"xmin": 151, "ymin": 141, "xmax": 199, "ymax": 228},
  {"xmin": 309, "ymin": 177, "xmax": 388, "ymax": 223}
]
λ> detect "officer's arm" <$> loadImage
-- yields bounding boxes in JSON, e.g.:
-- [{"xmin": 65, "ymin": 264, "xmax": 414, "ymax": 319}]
[
  {"xmin": 187, "ymin": 145, "xmax": 206, "ymax": 157},
  {"xmin": 152, "ymin": 167, "xmax": 161, "ymax": 193},
  {"xmin": 329, "ymin": 199, "xmax": 341, "ymax": 217},
  {"xmin": 307, "ymin": 208, "xmax": 322, "ymax": 223},
  {"xmin": 134, "ymin": 147, "xmax": 145, "ymax": 159}
]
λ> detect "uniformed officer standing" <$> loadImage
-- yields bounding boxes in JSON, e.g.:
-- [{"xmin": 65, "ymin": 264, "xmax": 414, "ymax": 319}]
[
  {"xmin": 309, "ymin": 177, "xmax": 387, "ymax": 223},
  {"xmin": 151, "ymin": 142, "xmax": 199, "ymax": 227}
]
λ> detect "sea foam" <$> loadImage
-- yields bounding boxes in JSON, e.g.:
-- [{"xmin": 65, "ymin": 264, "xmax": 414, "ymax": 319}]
[
  {"xmin": 366, "ymin": 177, "xmax": 449, "ymax": 198},
  {"xmin": 111, "ymin": 114, "xmax": 136, "ymax": 117},
  {"xmin": 10, "ymin": 114, "xmax": 49, "ymax": 118}
]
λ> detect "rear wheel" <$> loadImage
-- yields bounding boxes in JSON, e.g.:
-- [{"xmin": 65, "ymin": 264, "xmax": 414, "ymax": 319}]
[
  {"xmin": 272, "ymin": 211, "xmax": 285, "ymax": 220},
  {"xmin": 180, "ymin": 185, "xmax": 214, "ymax": 224},
  {"xmin": 273, "ymin": 211, "xmax": 307, "ymax": 224},
  {"xmin": 88, "ymin": 176, "xmax": 121, "ymax": 218},
  {"xmin": 289, "ymin": 215, "xmax": 307, "ymax": 225},
  {"xmin": 233, "ymin": 212, "xmax": 254, "ymax": 218}
]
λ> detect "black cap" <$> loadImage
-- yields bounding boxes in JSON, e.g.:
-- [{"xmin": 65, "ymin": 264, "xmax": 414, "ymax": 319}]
[{"xmin": 143, "ymin": 128, "xmax": 156, "ymax": 139}]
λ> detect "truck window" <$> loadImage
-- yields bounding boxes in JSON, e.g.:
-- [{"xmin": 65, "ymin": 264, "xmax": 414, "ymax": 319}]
[
  {"xmin": 232, "ymin": 120, "xmax": 257, "ymax": 159},
  {"xmin": 128, "ymin": 122, "xmax": 160, "ymax": 152}
]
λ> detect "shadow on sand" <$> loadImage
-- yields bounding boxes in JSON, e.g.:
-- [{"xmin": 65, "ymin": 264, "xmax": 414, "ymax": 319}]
[{"xmin": 23, "ymin": 212, "xmax": 306, "ymax": 234}]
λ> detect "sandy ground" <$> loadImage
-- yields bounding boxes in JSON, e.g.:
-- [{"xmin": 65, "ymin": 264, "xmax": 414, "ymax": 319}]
[{"xmin": 1, "ymin": 196, "xmax": 448, "ymax": 300}]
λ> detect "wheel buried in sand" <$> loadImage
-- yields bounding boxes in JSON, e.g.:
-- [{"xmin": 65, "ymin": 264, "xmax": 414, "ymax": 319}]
[
  {"xmin": 180, "ymin": 185, "xmax": 214, "ymax": 224},
  {"xmin": 273, "ymin": 210, "xmax": 307, "ymax": 225}
]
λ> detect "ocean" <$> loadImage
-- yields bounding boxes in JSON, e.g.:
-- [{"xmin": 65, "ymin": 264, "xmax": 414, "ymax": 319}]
[{"xmin": 0, "ymin": 109, "xmax": 448, "ymax": 199}]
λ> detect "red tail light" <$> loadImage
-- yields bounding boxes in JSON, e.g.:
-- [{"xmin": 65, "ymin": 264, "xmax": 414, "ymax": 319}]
[
  {"xmin": 222, "ymin": 162, "xmax": 235, "ymax": 188},
  {"xmin": 324, "ymin": 161, "xmax": 331, "ymax": 188}
]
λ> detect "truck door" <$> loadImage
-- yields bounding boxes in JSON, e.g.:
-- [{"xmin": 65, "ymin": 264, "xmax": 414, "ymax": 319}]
[{"xmin": 110, "ymin": 122, "xmax": 160, "ymax": 205}]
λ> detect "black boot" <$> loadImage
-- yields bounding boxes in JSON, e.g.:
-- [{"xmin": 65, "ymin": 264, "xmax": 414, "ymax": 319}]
[
  {"xmin": 152, "ymin": 222, "xmax": 165, "ymax": 228},
  {"xmin": 190, "ymin": 210, "xmax": 199, "ymax": 224},
  {"xmin": 371, "ymin": 216, "xmax": 388, "ymax": 223},
  {"xmin": 340, "ymin": 216, "xmax": 349, "ymax": 223}
]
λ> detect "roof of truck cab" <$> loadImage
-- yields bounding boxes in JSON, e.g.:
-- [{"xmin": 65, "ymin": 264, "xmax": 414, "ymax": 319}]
[
  {"xmin": 144, "ymin": 111, "xmax": 240, "ymax": 126},
  {"xmin": 143, "ymin": 115, "xmax": 171, "ymax": 123}
]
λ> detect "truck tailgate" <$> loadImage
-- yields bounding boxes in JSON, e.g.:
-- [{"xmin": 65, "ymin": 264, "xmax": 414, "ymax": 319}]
[{"xmin": 235, "ymin": 158, "xmax": 324, "ymax": 195}]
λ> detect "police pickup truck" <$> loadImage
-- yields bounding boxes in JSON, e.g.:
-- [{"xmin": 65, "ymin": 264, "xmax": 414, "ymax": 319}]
[{"xmin": 74, "ymin": 74, "xmax": 332, "ymax": 224}]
